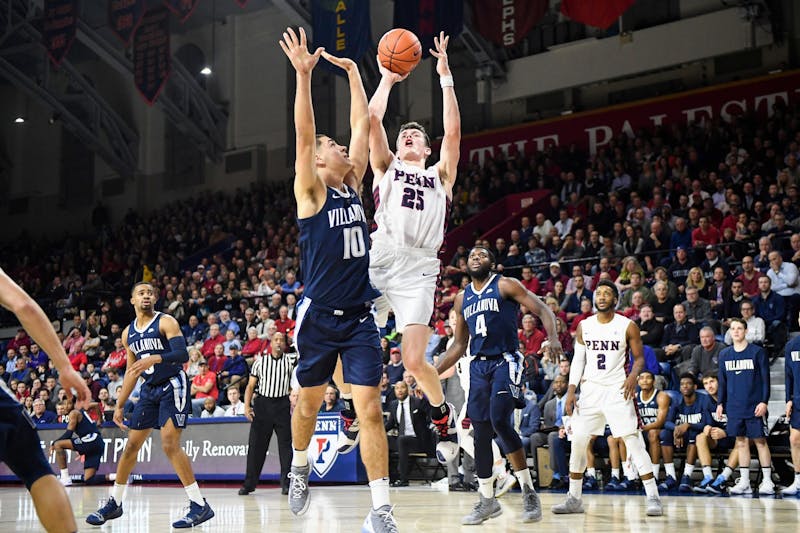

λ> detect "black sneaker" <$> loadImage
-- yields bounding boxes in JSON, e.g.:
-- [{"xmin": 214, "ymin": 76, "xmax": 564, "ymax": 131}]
[{"xmin": 86, "ymin": 497, "xmax": 123, "ymax": 526}]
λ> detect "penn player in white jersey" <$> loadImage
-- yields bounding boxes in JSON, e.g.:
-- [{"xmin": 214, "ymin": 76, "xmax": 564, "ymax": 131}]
[
  {"xmin": 552, "ymin": 280, "xmax": 663, "ymax": 517},
  {"xmin": 337, "ymin": 31, "xmax": 461, "ymax": 457}
]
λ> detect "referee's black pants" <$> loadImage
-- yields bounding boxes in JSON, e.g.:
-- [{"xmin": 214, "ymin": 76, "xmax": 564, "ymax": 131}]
[{"xmin": 243, "ymin": 395, "xmax": 292, "ymax": 491}]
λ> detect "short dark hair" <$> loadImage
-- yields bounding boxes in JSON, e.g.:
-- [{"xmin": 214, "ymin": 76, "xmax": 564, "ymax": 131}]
[
  {"xmin": 595, "ymin": 280, "xmax": 619, "ymax": 301},
  {"xmin": 469, "ymin": 246, "xmax": 496, "ymax": 266},
  {"xmin": 729, "ymin": 317, "xmax": 748, "ymax": 329},
  {"xmin": 679, "ymin": 372, "xmax": 697, "ymax": 385},
  {"xmin": 638, "ymin": 370, "xmax": 655, "ymax": 379},
  {"xmin": 398, "ymin": 121, "xmax": 430, "ymax": 147},
  {"xmin": 131, "ymin": 281, "xmax": 153, "ymax": 295}
]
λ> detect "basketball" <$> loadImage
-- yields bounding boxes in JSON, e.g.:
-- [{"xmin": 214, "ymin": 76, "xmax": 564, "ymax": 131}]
[
  {"xmin": 378, "ymin": 28, "xmax": 422, "ymax": 76},
  {"xmin": 435, "ymin": 440, "xmax": 460, "ymax": 464}
]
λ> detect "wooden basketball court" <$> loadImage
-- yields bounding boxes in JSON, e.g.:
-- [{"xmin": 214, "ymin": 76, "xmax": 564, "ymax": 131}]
[{"xmin": 1, "ymin": 483, "xmax": 795, "ymax": 532}]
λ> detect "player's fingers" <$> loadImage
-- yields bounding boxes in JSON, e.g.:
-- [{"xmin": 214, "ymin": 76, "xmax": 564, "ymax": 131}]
[
  {"xmin": 279, "ymin": 40, "xmax": 289, "ymax": 56},
  {"xmin": 313, "ymin": 47, "xmax": 324, "ymax": 58},
  {"xmin": 287, "ymin": 27, "xmax": 299, "ymax": 46},
  {"xmin": 429, "ymin": 49, "xmax": 440, "ymax": 58},
  {"xmin": 299, "ymin": 26, "xmax": 307, "ymax": 46}
]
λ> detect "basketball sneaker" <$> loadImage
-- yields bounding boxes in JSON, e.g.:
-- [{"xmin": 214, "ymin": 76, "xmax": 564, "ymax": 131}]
[
  {"xmin": 657, "ymin": 475, "xmax": 677, "ymax": 492},
  {"xmin": 337, "ymin": 413, "xmax": 361, "ymax": 455},
  {"xmin": 494, "ymin": 470, "xmax": 517, "ymax": 498},
  {"xmin": 645, "ymin": 496, "xmax": 663, "ymax": 517},
  {"xmin": 362, "ymin": 504, "xmax": 399, "ymax": 533},
  {"xmin": 86, "ymin": 497, "xmax": 123, "ymax": 525},
  {"xmin": 678, "ymin": 475, "xmax": 693, "ymax": 492},
  {"xmin": 730, "ymin": 478, "xmax": 752, "ymax": 495},
  {"xmin": 551, "ymin": 493, "xmax": 584, "ymax": 514},
  {"xmin": 758, "ymin": 477, "xmax": 775, "ymax": 495},
  {"xmin": 288, "ymin": 462, "xmax": 311, "ymax": 515},
  {"xmin": 432, "ymin": 402, "xmax": 458, "ymax": 445},
  {"xmin": 172, "ymin": 499, "xmax": 215, "ymax": 528},
  {"xmin": 692, "ymin": 475, "xmax": 714, "ymax": 494},
  {"xmin": 781, "ymin": 480, "xmax": 800, "ymax": 496},
  {"xmin": 462, "ymin": 494, "xmax": 502, "ymax": 525},
  {"xmin": 605, "ymin": 476, "xmax": 622, "ymax": 491},
  {"xmin": 582, "ymin": 475, "xmax": 599, "ymax": 490},
  {"xmin": 705, "ymin": 475, "xmax": 727, "ymax": 495},
  {"xmin": 60, "ymin": 477, "xmax": 73, "ymax": 487},
  {"xmin": 521, "ymin": 485, "xmax": 542, "ymax": 522}
]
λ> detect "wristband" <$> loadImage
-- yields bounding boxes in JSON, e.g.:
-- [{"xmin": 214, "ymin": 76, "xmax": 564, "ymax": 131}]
[{"xmin": 440, "ymin": 75, "xmax": 454, "ymax": 88}]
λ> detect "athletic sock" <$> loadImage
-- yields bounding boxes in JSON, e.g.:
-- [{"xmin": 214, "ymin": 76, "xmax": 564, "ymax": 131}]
[
  {"xmin": 568, "ymin": 478, "xmax": 583, "ymax": 499},
  {"xmin": 292, "ymin": 448, "xmax": 309, "ymax": 468},
  {"xmin": 622, "ymin": 462, "xmax": 634, "ymax": 480},
  {"xmin": 652, "ymin": 463, "xmax": 661, "ymax": 480},
  {"xmin": 702, "ymin": 466, "xmax": 713, "ymax": 479},
  {"xmin": 643, "ymin": 477, "xmax": 658, "ymax": 498},
  {"xmin": 369, "ymin": 477, "xmax": 391, "ymax": 509},
  {"xmin": 184, "ymin": 482, "xmax": 204, "ymax": 506},
  {"xmin": 794, "ymin": 472, "xmax": 800, "ymax": 486},
  {"xmin": 431, "ymin": 402, "xmax": 448, "ymax": 419},
  {"xmin": 665, "ymin": 463, "xmax": 676, "ymax": 479},
  {"xmin": 514, "ymin": 468, "xmax": 534, "ymax": 490},
  {"xmin": 60, "ymin": 468, "xmax": 69, "ymax": 481},
  {"xmin": 611, "ymin": 468, "xmax": 620, "ymax": 479},
  {"xmin": 720, "ymin": 466, "xmax": 733, "ymax": 480},
  {"xmin": 111, "ymin": 483, "xmax": 127, "ymax": 504},
  {"xmin": 586, "ymin": 467, "xmax": 596, "ymax": 479},
  {"xmin": 478, "ymin": 477, "xmax": 494, "ymax": 499},
  {"xmin": 739, "ymin": 467, "xmax": 750, "ymax": 484},
  {"xmin": 683, "ymin": 464, "xmax": 695, "ymax": 477},
  {"xmin": 341, "ymin": 393, "xmax": 354, "ymax": 416},
  {"xmin": 761, "ymin": 466, "xmax": 771, "ymax": 482}
]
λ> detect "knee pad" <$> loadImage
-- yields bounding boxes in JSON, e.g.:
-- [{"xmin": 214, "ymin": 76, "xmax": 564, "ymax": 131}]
[{"xmin": 568, "ymin": 433, "xmax": 591, "ymax": 474}]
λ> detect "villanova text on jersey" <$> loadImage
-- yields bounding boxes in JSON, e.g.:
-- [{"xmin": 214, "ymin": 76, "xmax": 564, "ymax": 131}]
[
  {"xmin": 462, "ymin": 275, "xmax": 518, "ymax": 357},
  {"xmin": 638, "ymin": 392, "xmax": 659, "ymax": 425},
  {"xmin": 127, "ymin": 312, "xmax": 181, "ymax": 386},
  {"xmin": 298, "ymin": 186, "xmax": 379, "ymax": 308}
]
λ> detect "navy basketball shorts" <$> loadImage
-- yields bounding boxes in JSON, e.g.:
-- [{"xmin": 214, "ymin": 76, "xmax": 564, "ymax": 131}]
[
  {"xmin": 466, "ymin": 353, "xmax": 523, "ymax": 423},
  {"xmin": 715, "ymin": 436, "xmax": 737, "ymax": 450},
  {"xmin": 130, "ymin": 371, "xmax": 191, "ymax": 430},
  {"xmin": 0, "ymin": 389, "xmax": 53, "ymax": 489},
  {"xmin": 72, "ymin": 434, "xmax": 105, "ymax": 469},
  {"xmin": 726, "ymin": 415, "xmax": 768, "ymax": 439},
  {"xmin": 791, "ymin": 408, "xmax": 800, "ymax": 430},
  {"xmin": 294, "ymin": 299, "xmax": 382, "ymax": 387}
]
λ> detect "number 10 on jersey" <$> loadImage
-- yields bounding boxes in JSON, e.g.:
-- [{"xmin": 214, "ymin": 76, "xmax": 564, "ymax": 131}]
[{"xmin": 343, "ymin": 227, "xmax": 366, "ymax": 259}]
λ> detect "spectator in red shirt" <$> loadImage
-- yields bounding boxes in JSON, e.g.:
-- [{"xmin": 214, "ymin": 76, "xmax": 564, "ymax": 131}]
[
  {"xmin": 241, "ymin": 327, "xmax": 265, "ymax": 362},
  {"xmin": 200, "ymin": 323, "xmax": 225, "ymax": 358},
  {"xmin": 691, "ymin": 216, "xmax": 721, "ymax": 248},
  {"xmin": 206, "ymin": 343, "xmax": 226, "ymax": 374},
  {"xmin": 190, "ymin": 361, "xmax": 218, "ymax": 417},
  {"xmin": 15, "ymin": 380, "xmax": 30, "ymax": 401},
  {"xmin": 542, "ymin": 263, "xmax": 569, "ymax": 296},
  {"xmin": 68, "ymin": 350, "xmax": 87, "ymax": 371},
  {"xmin": 520, "ymin": 266, "xmax": 540, "ymax": 295},
  {"xmin": 518, "ymin": 314, "xmax": 546, "ymax": 357},
  {"xmin": 736, "ymin": 255, "xmax": 761, "ymax": 298},
  {"xmin": 274, "ymin": 306, "xmax": 295, "ymax": 335},
  {"xmin": 591, "ymin": 257, "xmax": 618, "ymax": 288},
  {"xmin": 101, "ymin": 337, "xmax": 127, "ymax": 373},
  {"xmin": 6, "ymin": 328, "xmax": 31, "ymax": 353}
]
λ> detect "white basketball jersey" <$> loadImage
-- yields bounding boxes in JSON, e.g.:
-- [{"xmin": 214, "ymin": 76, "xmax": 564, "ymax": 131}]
[
  {"xmin": 579, "ymin": 313, "xmax": 630, "ymax": 388},
  {"xmin": 372, "ymin": 158, "xmax": 449, "ymax": 252}
]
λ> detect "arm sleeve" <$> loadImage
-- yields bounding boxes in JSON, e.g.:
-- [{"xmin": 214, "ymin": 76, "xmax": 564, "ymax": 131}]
[
  {"xmin": 569, "ymin": 342, "xmax": 586, "ymax": 388},
  {"xmin": 160, "ymin": 336, "xmax": 189, "ymax": 365}
]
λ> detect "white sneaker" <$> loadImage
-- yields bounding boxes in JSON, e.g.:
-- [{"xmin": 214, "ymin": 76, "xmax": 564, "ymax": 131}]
[
  {"xmin": 758, "ymin": 479, "xmax": 775, "ymax": 495},
  {"xmin": 781, "ymin": 481, "xmax": 800, "ymax": 495},
  {"xmin": 495, "ymin": 471, "xmax": 517, "ymax": 498},
  {"xmin": 60, "ymin": 477, "xmax": 73, "ymax": 486},
  {"xmin": 730, "ymin": 479, "xmax": 752, "ymax": 495}
]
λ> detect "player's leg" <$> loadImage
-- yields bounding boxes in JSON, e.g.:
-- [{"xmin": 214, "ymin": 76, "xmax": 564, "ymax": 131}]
[
  {"xmin": 334, "ymin": 357, "xmax": 359, "ymax": 454},
  {"xmin": 646, "ymin": 429, "xmax": 662, "ymax": 481},
  {"xmin": 620, "ymin": 432, "xmax": 662, "ymax": 515},
  {"xmin": 606, "ymin": 435, "xmax": 622, "ymax": 490},
  {"xmin": 52, "ymin": 438, "xmax": 75, "ymax": 485},
  {"xmin": 658, "ymin": 429, "xmax": 677, "ymax": 491},
  {"xmin": 402, "ymin": 324, "xmax": 445, "ymax": 405},
  {"xmin": 582, "ymin": 436, "xmax": 600, "ymax": 490},
  {"xmin": 161, "ymin": 418, "xmax": 214, "ymax": 527},
  {"xmin": 619, "ymin": 437, "xmax": 640, "ymax": 490},
  {"xmin": 694, "ymin": 432, "xmax": 718, "ymax": 492},
  {"xmin": 783, "ymin": 427, "xmax": 800, "ymax": 494},
  {"xmin": 731, "ymin": 436, "xmax": 753, "ymax": 494},
  {"xmin": 29, "ymin": 475, "xmax": 78, "ymax": 533},
  {"xmin": 753, "ymin": 436, "xmax": 774, "ymax": 494},
  {"xmin": 679, "ymin": 442, "xmax": 698, "ymax": 492},
  {"xmin": 709, "ymin": 447, "xmax": 740, "ymax": 493}
]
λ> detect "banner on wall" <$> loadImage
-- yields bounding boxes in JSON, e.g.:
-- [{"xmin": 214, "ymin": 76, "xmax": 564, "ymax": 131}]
[
  {"xmin": 43, "ymin": 0, "xmax": 77, "ymax": 66},
  {"xmin": 459, "ymin": 70, "xmax": 800, "ymax": 165},
  {"xmin": 393, "ymin": 0, "xmax": 463, "ymax": 59},
  {"xmin": 311, "ymin": 0, "xmax": 371, "ymax": 75},
  {"xmin": 163, "ymin": 0, "xmax": 199, "ymax": 23},
  {"xmin": 109, "ymin": 0, "xmax": 147, "ymax": 46},
  {"xmin": 471, "ymin": 0, "xmax": 547, "ymax": 47},
  {"xmin": 133, "ymin": 7, "xmax": 171, "ymax": 106},
  {"xmin": 560, "ymin": 0, "xmax": 635, "ymax": 30},
  {"xmin": 0, "ymin": 415, "xmax": 365, "ymax": 482}
]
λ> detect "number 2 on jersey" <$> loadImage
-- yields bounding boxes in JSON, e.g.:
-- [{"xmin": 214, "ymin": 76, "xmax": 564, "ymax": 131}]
[
  {"xmin": 342, "ymin": 227, "xmax": 366, "ymax": 259},
  {"xmin": 596, "ymin": 353, "xmax": 606, "ymax": 370},
  {"xmin": 401, "ymin": 187, "xmax": 424, "ymax": 210}
]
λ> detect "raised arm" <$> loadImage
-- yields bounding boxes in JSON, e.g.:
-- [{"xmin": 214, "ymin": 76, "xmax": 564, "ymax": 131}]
[
  {"xmin": 431, "ymin": 32, "xmax": 461, "ymax": 192},
  {"xmin": 435, "ymin": 291, "xmax": 469, "ymax": 375},
  {"xmin": 322, "ymin": 52, "xmax": 370, "ymax": 192},
  {"xmin": 279, "ymin": 27, "xmax": 326, "ymax": 218},
  {"xmin": 368, "ymin": 61, "xmax": 407, "ymax": 178}
]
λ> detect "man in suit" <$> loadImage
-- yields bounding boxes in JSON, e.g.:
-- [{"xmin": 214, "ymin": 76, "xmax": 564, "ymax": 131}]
[
  {"xmin": 529, "ymin": 374, "xmax": 570, "ymax": 488},
  {"xmin": 517, "ymin": 388, "xmax": 542, "ymax": 452},
  {"xmin": 385, "ymin": 380, "xmax": 433, "ymax": 486}
]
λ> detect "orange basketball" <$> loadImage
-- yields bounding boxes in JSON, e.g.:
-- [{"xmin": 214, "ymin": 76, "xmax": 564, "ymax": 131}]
[{"xmin": 378, "ymin": 28, "xmax": 422, "ymax": 76}]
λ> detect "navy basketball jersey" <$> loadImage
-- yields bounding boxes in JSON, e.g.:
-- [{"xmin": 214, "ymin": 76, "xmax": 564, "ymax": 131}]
[
  {"xmin": 785, "ymin": 335, "xmax": 800, "ymax": 405},
  {"xmin": 127, "ymin": 312, "xmax": 180, "ymax": 385},
  {"xmin": 637, "ymin": 390, "xmax": 659, "ymax": 426},
  {"xmin": 298, "ymin": 186, "xmax": 380, "ymax": 308},
  {"xmin": 72, "ymin": 409, "xmax": 101, "ymax": 445},
  {"xmin": 675, "ymin": 394, "xmax": 711, "ymax": 431},
  {"xmin": 707, "ymin": 394, "xmax": 727, "ymax": 427},
  {"xmin": 462, "ymin": 274, "xmax": 518, "ymax": 356}
]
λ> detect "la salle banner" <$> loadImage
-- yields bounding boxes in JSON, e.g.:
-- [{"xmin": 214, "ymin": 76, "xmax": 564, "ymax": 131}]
[{"xmin": 461, "ymin": 70, "xmax": 800, "ymax": 165}]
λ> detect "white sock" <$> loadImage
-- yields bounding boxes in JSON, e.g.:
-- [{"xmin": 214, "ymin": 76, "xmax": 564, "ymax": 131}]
[
  {"xmin": 611, "ymin": 468, "xmax": 620, "ymax": 479},
  {"xmin": 683, "ymin": 464, "xmax": 695, "ymax": 477},
  {"xmin": 665, "ymin": 463, "xmax": 676, "ymax": 479},
  {"xmin": 111, "ymin": 483, "xmax": 127, "ymax": 504},
  {"xmin": 720, "ymin": 466, "xmax": 733, "ymax": 480},
  {"xmin": 478, "ymin": 477, "xmax": 494, "ymax": 499},
  {"xmin": 702, "ymin": 466, "xmax": 713, "ymax": 478},
  {"xmin": 292, "ymin": 448, "xmax": 308, "ymax": 468},
  {"xmin": 739, "ymin": 468, "xmax": 750, "ymax": 484},
  {"xmin": 643, "ymin": 477, "xmax": 658, "ymax": 498},
  {"xmin": 622, "ymin": 462, "xmax": 634, "ymax": 480},
  {"xmin": 184, "ymin": 482, "xmax": 204, "ymax": 506},
  {"xmin": 514, "ymin": 468, "xmax": 534, "ymax": 490},
  {"xmin": 60, "ymin": 468, "xmax": 69, "ymax": 480},
  {"xmin": 569, "ymin": 478, "xmax": 583, "ymax": 499},
  {"xmin": 761, "ymin": 466, "xmax": 771, "ymax": 483},
  {"xmin": 794, "ymin": 472, "xmax": 800, "ymax": 486},
  {"xmin": 586, "ymin": 467, "xmax": 596, "ymax": 478},
  {"xmin": 341, "ymin": 392, "xmax": 353, "ymax": 400},
  {"xmin": 369, "ymin": 477, "xmax": 391, "ymax": 509}
]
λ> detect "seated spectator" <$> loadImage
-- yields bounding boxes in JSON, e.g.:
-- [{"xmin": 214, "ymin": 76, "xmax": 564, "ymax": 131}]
[
  {"xmin": 569, "ymin": 299, "xmax": 593, "ymax": 335},
  {"xmin": 520, "ymin": 266, "xmax": 540, "ymax": 295},
  {"xmin": 62, "ymin": 327, "xmax": 85, "ymax": 357},
  {"xmin": 200, "ymin": 397, "xmax": 225, "ymax": 418},
  {"xmin": 721, "ymin": 279, "xmax": 747, "ymax": 326},
  {"xmin": 219, "ymin": 346, "xmax": 247, "ymax": 389},
  {"xmin": 692, "ymin": 216, "xmax": 721, "ymax": 248},
  {"xmin": 622, "ymin": 290, "xmax": 646, "ymax": 322},
  {"xmin": 753, "ymin": 275, "xmax": 787, "ymax": 350},
  {"xmin": 618, "ymin": 272, "xmax": 654, "ymax": 309},
  {"xmin": 766, "ymin": 251, "xmax": 800, "ymax": 330},
  {"xmin": 723, "ymin": 301, "xmax": 765, "ymax": 345},
  {"xmin": 222, "ymin": 329, "xmax": 242, "ymax": 356},
  {"xmin": 101, "ymin": 337, "xmax": 127, "ymax": 373},
  {"xmin": 105, "ymin": 369, "xmax": 124, "ymax": 402},
  {"xmin": 544, "ymin": 297, "xmax": 568, "ymax": 325},
  {"xmin": 538, "ymin": 359, "xmax": 570, "ymax": 410},
  {"xmin": 699, "ymin": 246, "xmax": 730, "ymax": 284},
  {"xmin": 30, "ymin": 398, "xmax": 57, "ymax": 425},
  {"xmin": 682, "ymin": 287, "xmax": 713, "ymax": 327},
  {"xmin": 386, "ymin": 347, "xmax": 405, "ymax": 385},
  {"xmin": 223, "ymin": 387, "xmax": 246, "ymax": 416},
  {"xmin": 684, "ymin": 327, "xmax": 726, "ymax": 380},
  {"xmin": 735, "ymin": 256, "xmax": 761, "ymax": 298},
  {"xmin": 704, "ymin": 266, "xmax": 730, "ymax": 319},
  {"xmin": 182, "ymin": 315, "xmax": 206, "ymax": 345},
  {"xmin": 27, "ymin": 343, "xmax": 48, "ymax": 369},
  {"xmin": 614, "ymin": 256, "xmax": 645, "ymax": 293},
  {"xmin": 10, "ymin": 358, "xmax": 31, "ymax": 385},
  {"xmin": 206, "ymin": 343, "xmax": 227, "ymax": 374},
  {"xmin": 685, "ymin": 267, "xmax": 706, "ymax": 293},
  {"xmin": 320, "ymin": 385, "xmax": 344, "ymax": 413},
  {"xmin": 241, "ymin": 327, "xmax": 265, "ymax": 363},
  {"xmin": 190, "ymin": 361, "xmax": 218, "ymax": 417},
  {"xmin": 200, "ymin": 324, "xmax": 225, "ymax": 358},
  {"xmin": 385, "ymin": 380, "xmax": 432, "ymax": 487},
  {"xmin": 591, "ymin": 257, "xmax": 618, "ymax": 287},
  {"xmin": 562, "ymin": 275, "xmax": 592, "ymax": 321},
  {"xmin": 517, "ymin": 385, "xmax": 542, "ymax": 451},
  {"xmin": 274, "ymin": 306, "xmax": 295, "ymax": 336},
  {"xmin": 15, "ymin": 380, "xmax": 30, "ymax": 401},
  {"xmin": 650, "ymin": 267, "xmax": 679, "ymax": 300},
  {"xmin": 637, "ymin": 304, "xmax": 664, "ymax": 347},
  {"xmin": 651, "ymin": 281, "xmax": 679, "ymax": 324},
  {"xmin": 218, "ymin": 310, "xmax": 240, "ymax": 338},
  {"xmin": 655, "ymin": 304, "xmax": 699, "ymax": 364}
]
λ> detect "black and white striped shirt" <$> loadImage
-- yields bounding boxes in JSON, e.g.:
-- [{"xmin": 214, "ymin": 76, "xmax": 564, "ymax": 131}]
[{"xmin": 251, "ymin": 351, "xmax": 297, "ymax": 397}]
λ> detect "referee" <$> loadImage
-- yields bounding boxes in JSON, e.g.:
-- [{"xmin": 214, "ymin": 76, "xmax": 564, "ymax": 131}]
[{"xmin": 239, "ymin": 331, "xmax": 297, "ymax": 495}]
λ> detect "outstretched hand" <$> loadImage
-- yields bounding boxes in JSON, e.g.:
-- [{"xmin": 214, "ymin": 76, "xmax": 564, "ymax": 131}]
[
  {"xmin": 429, "ymin": 31, "xmax": 451, "ymax": 77},
  {"xmin": 376, "ymin": 55, "xmax": 409, "ymax": 84},
  {"xmin": 322, "ymin": 51, "xmax": 358, "ymax": 74},
  {"xmin": 279, "ymin": 27, "xmax": 323, "ymax": 75}
]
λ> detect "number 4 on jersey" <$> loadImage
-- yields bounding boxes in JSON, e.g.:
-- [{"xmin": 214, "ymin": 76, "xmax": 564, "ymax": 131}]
[{"xmin": 475, "ymin": 314, "xmax": 487, "ymax": 337}]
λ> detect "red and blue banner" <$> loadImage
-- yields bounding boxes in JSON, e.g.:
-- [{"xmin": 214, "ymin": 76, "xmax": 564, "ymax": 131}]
[
  {"xmin": 109, "ymin": 0, "xmax": 146, "ymax": 46},
  {"xmin": 560, "ymin": 0, "xmax": 635, "ymax": 30},
  {"xmin": 311, "ymin": 0, "xmax": 371, "ymax": 75},
  {"xmin": 472, "ymin": 0, "xmax": 547, "ymax": 47},
  {"xmin": 393, "ymin": 0, "xmax": 463, "ymax": 58},
  {"xmin": 133, "ymin": 6, "xmax": 171, "ymax": 105},
  {"xmin": 163, "ymin": 0, "xmax": 199, "ymax": 23},
  {"xmin": 43, "ymin": 0, "xmax": 77, "ymax": 66}
]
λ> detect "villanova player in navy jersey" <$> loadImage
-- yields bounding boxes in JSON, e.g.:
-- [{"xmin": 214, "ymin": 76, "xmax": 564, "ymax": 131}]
[
  {"xmin": 717, "ymin": 317, "xmax": 774, "ymax": 495},
  {"xmin": 86, "ymin": 282, "xmax": 213, "ymax": 528},
  {"xmin": 280, "ymin": 27, "xmax": 396, "ymax": 532},
  {"xmin": 51, "ymin": 398, "xmax": 105, "ymax": 486},
  {"xmin": 783, "ymin": 312, "xmax": 800, "ymax": 495},
  {"xmin": 0, "ymin": 268, "xmax": 90, "ymax": 533},
  {"xmin": 437, "ymin": 246, "xmax": 563, "ymax": 525}
]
